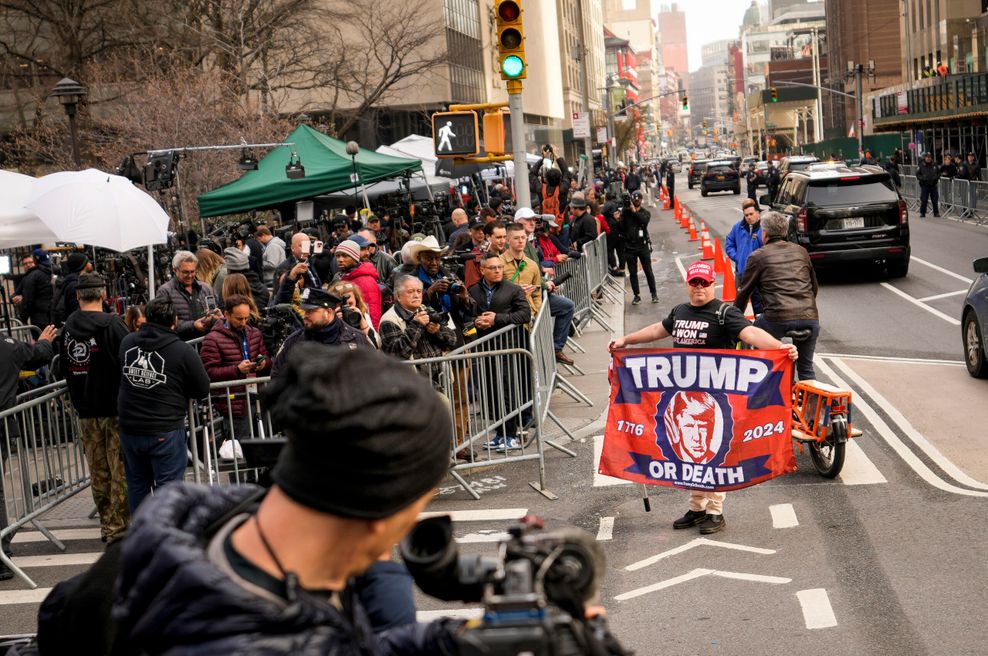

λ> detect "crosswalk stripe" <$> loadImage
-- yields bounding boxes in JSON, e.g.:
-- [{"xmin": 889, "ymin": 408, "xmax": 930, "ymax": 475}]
[
  {"xmin": 456, "ymin": 531, "xmax": 509, "ymax": 544},
  {"xmin": 416, "ymin": 608, "xmax": 484, "ymax": 621},
  {"xmin": 0, "ymin": 588, "xmax": 52, "ymax": 605},
  {"xmin": 592, "ymin": 436, "xmax": 632, "ymax": 487},
  {"xmin": 420, "ymin": 509, "xmax": 528, "ymax": 522},
  {"xmin": 12, "ymin": 528, "xmax": 102, "ymax": 544},
  {"xmin": 12, "ymin": 553, "xmax": 101, "ymax": 568},
  {"xmin": 838, "ymin": 440, "xmax": 887, "ymax": 485}
]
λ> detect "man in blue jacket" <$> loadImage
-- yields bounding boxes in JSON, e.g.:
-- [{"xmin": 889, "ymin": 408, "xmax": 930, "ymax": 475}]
[
  {"xmin": 117, "ymin": 296, "xmax": 210, "ymax": 512},
  {"xmin": 725, "ymin": 199, "xmax": 764, "ymax": 313}
]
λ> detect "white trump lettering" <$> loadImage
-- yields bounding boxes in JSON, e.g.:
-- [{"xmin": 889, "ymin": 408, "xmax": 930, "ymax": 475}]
[{"xmin": 621, "ymin": 354, "xmax": 770, "ymax": 393}]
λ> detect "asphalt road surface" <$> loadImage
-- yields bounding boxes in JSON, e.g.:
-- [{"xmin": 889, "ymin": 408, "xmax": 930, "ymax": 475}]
[{"xmin": 2, "ymin": 186, "xmax": 986, "ymax": 655}]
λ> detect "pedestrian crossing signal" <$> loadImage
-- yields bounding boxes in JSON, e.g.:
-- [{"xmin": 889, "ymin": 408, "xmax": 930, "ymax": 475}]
[
  {"xmin": 495, "ymin": 0, "xmax": 526, "ymax": 81},
  {"xmin": 432, "ymin": 111, "xmax": 479, "ymax": 158}
]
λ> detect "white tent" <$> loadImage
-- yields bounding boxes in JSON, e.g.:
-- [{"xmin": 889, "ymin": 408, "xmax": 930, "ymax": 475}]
[{"xmin": 0, "ymin": 171, "xmax": 59, "ymax": 249}]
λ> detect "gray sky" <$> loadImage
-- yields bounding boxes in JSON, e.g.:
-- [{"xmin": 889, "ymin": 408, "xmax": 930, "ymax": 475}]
[{"xmin": 683, "ymin": 0, "xmax": 754, "ymax": 72}]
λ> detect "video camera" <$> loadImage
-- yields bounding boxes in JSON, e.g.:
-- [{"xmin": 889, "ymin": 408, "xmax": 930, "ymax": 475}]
[
  {"xmin": 401, "ymin": 515, "xmax": 629, "ymax": 656},
  {"xmin": 258, "ymin": 303, "xmax": 302, "ymax": 357}
]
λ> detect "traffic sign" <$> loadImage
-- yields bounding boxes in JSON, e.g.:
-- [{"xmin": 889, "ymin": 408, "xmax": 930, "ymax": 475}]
[{"xmin": 432, "ymin": 111, "xmax": 480, "ymax": 158}]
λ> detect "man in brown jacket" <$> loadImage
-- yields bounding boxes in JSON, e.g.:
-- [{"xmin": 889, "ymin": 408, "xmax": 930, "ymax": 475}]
[{"xmin": 733, "ymin": 211, "xmax": 820, "ymax": 381}]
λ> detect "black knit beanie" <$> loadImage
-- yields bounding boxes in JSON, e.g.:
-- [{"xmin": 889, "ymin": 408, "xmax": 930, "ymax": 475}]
[{"xmin": 264, "ymin": 343, "xmax": 451, "ymax": 519}]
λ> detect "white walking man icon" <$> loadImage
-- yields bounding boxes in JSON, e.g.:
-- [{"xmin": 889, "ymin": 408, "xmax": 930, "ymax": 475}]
[{"xmin": 437, "ymin": 121, "xmax": 456, "ymax": 152}]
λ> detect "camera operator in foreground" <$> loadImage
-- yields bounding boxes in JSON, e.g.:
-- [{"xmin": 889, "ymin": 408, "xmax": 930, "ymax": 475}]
[{"xmin": 34, "ymin": 346, "xmax": 464, "ymax": 654}]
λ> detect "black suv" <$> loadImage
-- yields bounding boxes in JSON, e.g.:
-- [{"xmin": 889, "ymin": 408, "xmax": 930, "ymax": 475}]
[
  {"xmin": 687, "ymin": 159, "xmax": 710, "ymax": 189},
  {"xmin": 761, "ymin": 165, "xmax": 910, "ymax": 277},
  {"xmin": 700, "ymin": 161, "xmax": 741, "ymax": 196}
]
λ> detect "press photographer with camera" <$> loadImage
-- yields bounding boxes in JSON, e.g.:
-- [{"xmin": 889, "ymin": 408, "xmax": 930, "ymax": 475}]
[
  {"xmin": 380, "ymin": 275, "xmax": 457, "ymax": 365},
  {"xmin": 271, "ymin": 287, "xmax": 370, "ymax": 376},
  {"xmin": 326, "ymin": 280, "xmax": 379, "ymax": 348},
  {"xmin": 273, "ymin": 232, "xmax": 322, "ymax": 292},
  {"xmin": 334, "ymin": 239, "xmax": 383, "ymax": 329}
]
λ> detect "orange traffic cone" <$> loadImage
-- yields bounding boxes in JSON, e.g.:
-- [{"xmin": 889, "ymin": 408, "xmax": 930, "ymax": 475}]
[
  {"xmin": 663, "ymin": 195, "xmax": 671, "ymax": 210},
  {"xmin": 713, "ymin": 238, "xmax": 725, "ymax": 274},
  {"xmin": 688, "ymin": 220, "xmax": 699, "ymax": 242},
  {"xmin": 701, "ymin": 234, "xmax": 715, "ymax": 260},
  {"xmin": 722, "ymin": 264, "xmax": 737, "ymax": 302}
]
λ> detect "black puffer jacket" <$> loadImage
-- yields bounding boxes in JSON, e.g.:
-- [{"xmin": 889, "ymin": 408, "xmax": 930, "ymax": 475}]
[
  {"xmin": 916, "ymin": 161, "xmax": 940, "ymax": 188},
  {"xmin": 17, "ymin": 262, "xmax": 53, "ymax": 327},
  {"xmin": 36, "ymin": 484, "xmax": 459, "ymax": 655}
]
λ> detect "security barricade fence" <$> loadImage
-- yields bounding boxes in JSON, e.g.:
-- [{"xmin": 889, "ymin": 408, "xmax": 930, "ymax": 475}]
[
  {"xmin": 900, "ymin": 174, "xmax": 988, "ymax": 225},
  {"xmin": 0, "ymin": 233, "xmax": 619, "ymax": 583},
  {"xmin": 0, "ymin": 383, "xmax": 91, "ymax": 588}
]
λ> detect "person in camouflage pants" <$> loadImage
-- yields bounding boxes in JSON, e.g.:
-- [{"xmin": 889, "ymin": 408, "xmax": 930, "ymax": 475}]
[
  {"xmin": 59, "ymin": 274, "xmax": 131, "ymax": 541},
  {"xmin": 78, "ymin": 417, "xmax": 129, "ymax": 540}
]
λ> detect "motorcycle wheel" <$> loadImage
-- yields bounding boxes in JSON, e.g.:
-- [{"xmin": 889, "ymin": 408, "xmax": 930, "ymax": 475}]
[{"xmin": 809, "ymin": 415, "xmax": 847, "ymax": 479}]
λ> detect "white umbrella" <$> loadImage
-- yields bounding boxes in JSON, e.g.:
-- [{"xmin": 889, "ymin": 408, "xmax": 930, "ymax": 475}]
[
  {"xmin": 25, "ymin": 168, "xmax": 169, "ymax": 253},
  {"xmin": 0, "ymin": 170, "xmax": 59, "ymax": 249}
]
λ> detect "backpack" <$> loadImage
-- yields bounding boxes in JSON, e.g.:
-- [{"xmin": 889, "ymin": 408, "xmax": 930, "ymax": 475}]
[
  {"xmin": 51, "ymin": 276, "xmax": 68, "ymax": 326},
  {"xmin": 542, "ymin": 183, "xmax": 562, "ymax": 222}
]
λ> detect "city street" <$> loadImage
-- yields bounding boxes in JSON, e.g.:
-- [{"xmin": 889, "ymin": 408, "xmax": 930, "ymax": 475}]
[{"xmin": 1, "ymin": 190, "xmax": 987, "ymax": 655}]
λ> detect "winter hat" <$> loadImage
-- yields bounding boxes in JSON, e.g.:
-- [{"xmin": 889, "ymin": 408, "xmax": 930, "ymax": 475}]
[
  {"xmin": 266, "ymin": 344, "xmax": 451, "ymax": 519},
  {"xmin": 65, "ymin": 252, "xmax": 89, "ymax": 274},
  {"xmin": 335, "ymin": 240, "xmax": 361, "ymax": 263},
  {"xmin": 223, "ymin": 247, "xmax": 249, "ymax": 272},
  {"xmin": 32, "ymin": 248, "xmax": 49, "ymax": 264}
]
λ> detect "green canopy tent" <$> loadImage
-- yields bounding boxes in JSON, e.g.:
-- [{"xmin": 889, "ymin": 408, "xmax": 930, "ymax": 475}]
[{"xmin": 197, "ymin": 124, "xmax": 423, "ymax": 218}]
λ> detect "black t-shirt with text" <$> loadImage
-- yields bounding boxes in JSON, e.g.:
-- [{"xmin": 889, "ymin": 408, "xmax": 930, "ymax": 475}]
[{"xmin": 660, "ymin": 300, "xmax": 751, "ymax": 348}]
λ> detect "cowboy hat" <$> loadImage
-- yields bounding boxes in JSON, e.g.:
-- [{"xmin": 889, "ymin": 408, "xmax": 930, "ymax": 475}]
[{"xmin": 404, "ymin": 235, "xmax": 447, "ymax": 264}]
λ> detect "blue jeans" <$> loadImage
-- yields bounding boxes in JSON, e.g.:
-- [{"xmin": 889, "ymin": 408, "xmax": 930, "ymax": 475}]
[
  {"xmin": 549, "ymin": 293, "xmax": 576, "ymax": 351},
  {"xmin": 121, "ymin": 428, "xmax": 188, "ymax": 514},
  {"xmin": 753, "ymin": 317, "xmax": 820, "ymax": 381},
  {"xmin": 352, "ymin": 561, "xmax": 417, "ymax": 631}
]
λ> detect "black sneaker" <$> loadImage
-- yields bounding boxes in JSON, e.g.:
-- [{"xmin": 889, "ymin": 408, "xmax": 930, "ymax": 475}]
[
  {"xmin": 651, "ymin": 294, "xmax": 659, "ymax": 303},
  {"xmin": 699, "ymin": 514, "xmax": 726, "ymax": 534},
  {"xmin": 632, "ymin": 295, "xmax": 642, "ymax": 305},
  {"xmin": 673, "ymin": 509, "xmax": 707, "ymax": 529},
  {"xmin": 0, "ymin": 568, "xmax": 12, "ymax": 582}
]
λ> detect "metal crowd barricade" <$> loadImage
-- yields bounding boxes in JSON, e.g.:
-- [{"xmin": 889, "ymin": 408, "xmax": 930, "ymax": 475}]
[
  {"xmin": 186, "ymin": 377, "xmax": 275, "ymax": 486},
  {"xmin": 528, "ymin": 296, "xmax": 592, "ymax": 432},
  {"xmin": 901, "ymin": 175, "xmax": 987, "ymax": 224},
  {"xmin": 0, "ymin": 382, "xmax": 91, "ymax": 588},
  {"xmin": 7, "ymin": 324, "xmax": 39, "ymax": 344}
]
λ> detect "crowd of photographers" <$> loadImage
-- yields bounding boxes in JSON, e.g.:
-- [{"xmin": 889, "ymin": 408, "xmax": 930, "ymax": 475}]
[{"xmin": 0, "ymin": 146, "xmax": 650, "ymax": 654}]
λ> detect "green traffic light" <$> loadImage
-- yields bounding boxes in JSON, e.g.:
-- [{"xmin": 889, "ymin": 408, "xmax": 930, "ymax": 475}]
[{"xmin": 502, "ymin": 55, "xmax": 525, "ymax": 78}]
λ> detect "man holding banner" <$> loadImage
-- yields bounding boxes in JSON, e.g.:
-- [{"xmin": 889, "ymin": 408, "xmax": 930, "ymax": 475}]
[{"xmin": 606, "ymin": 261, "xmax": 797, "ymax": 535}]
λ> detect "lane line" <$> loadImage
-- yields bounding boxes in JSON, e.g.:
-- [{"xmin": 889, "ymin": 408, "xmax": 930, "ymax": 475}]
[
  {"xmin": 456, "ymin": 531, "xmax": 509, "ymax": 544},
  {"xmin": 13, "ymin": 552, "xmax": 101, "ymax": 568},
  {"xmin": 797, "ymin": 588, "xmax": 838, "ymax": 629},
  {"xmin": 769, "ymin": 503, "xmax": 799, "ymax": 528},
  {"xmin": 879, "ymin": 282, "xmax": 961, "ymax": 325},
  {"xmin": 912, "ymin": 256, "xmax": 974, "ymax": 284},
  {"xmin": 838, "ymin": 440, "xmax": 888, "ymax": 485},
  {"xmin": 596, "ymin": 516, "xmax": 615, "ymax": 541},
  {"xmin": 593, "ymin": 435, "xmax": 632, "ymax": 487},
  {"xmin": 917, "ymin": 289, "xmax": 968, "ymax": 302},
  {"xmin": 420, "ymin": 509, "xmax": 528, "ymax": 522},
  {"xmin": 12, "ymin": 528, "xmax": 101, "ymax": 544},
  {"xmin": 712, "ymin": 571, "xmax": 791, "ymax": 584},
  {"xmin": 830, "ymin": 357, "xmax": 988, "ymax": 490},
  {"xmin": 0, "ymin": 588, "xmax": 52, "ymax": 606},
  {"xmin": 615, "ymin": 568, "xmax": 712, "ymax": 601},
  {"xmin": 814, "ymin": 358, "xmax": 988, "ymax": 497},
  {"xmin": 815, "ymin": 353, "xmax": 964, "ymax": 366},
  {"xmin": 417, "ymin": 608, "xmax": 484, "ymax": 621},
  {"xmin": 624, "ymin": 538, "xmax": 776, "ymax": 572}
]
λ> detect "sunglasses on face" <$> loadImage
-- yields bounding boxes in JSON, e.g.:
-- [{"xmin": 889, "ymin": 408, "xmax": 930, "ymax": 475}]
[{"xmin": 688, "ymin": 278, "xmax": 714, "ymax": 288}]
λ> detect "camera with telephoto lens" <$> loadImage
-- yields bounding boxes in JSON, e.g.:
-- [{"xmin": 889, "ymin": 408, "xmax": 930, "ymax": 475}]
[
  {"xmin": 341, "ymin": 305, "xmax": 363, "ymax": 329},
  {"xmin": 424, "ymin": 309, "xmax": 449, "ymax": 325},
  {"xmin": 401, "ymin": 515, "xmax": 629, "ymax": 656}
]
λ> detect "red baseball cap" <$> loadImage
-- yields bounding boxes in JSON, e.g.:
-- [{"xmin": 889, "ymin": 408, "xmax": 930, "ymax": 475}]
[{"xmin": 686, "ymin": 261, "xmax": 715, "ymax": 283}]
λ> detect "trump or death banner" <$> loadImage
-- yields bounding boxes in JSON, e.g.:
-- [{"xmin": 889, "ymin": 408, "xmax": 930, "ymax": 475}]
[{"xmin": 600, "ymin": 348, "xmax": 796, "ymax": 492}]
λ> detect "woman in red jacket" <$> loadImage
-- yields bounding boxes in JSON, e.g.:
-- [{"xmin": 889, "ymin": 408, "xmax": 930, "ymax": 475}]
[
  {"xmin": 199, "ymin": 294, "xmax": 270, "ymax": 442},
  {"xmin": 334, "ymin": 240, "xmax": 383, "ymax": 328}
]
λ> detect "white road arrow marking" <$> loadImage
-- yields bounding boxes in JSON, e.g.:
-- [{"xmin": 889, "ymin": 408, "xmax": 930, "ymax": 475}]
[
  {"xmin": 624, "ymin": 538, "xmax": 776, "ymax": 572},
  {"xmin": 615, "ymin": 568, "xmax": 791, "ymax": 601}
]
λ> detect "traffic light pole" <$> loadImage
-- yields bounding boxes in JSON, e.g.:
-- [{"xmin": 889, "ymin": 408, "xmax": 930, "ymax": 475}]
[{"xmin": 507, "ymin": 80, "xmax": 531, "ymax": 208}]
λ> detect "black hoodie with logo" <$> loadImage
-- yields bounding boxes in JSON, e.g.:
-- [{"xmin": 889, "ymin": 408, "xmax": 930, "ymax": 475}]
[
  {"xmin": 117, "ymin": 322, "xmax": 210, "ymax": 435},
  {"xmin": 59, "ymin": 310, "xmax": 129, "ymax": 418}
]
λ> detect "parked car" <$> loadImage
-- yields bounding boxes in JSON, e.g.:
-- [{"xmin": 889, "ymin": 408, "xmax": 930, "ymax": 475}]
[
  {"xmin": 760, "ymin": 165, "xmax": 910, "ymax": 278},
  {"xmin": 687, "ymin": 159, "xmax": 711, "ymax": 189},
  {"xmin": 962, "ymin": 256, "xmax": 988, "ymax": 378},
  {"xmin": 778, "ymin": 155, "xmax": 820, "ymax": 182},
  {"xmin": 753, "ymin": 161, "xmax": 771, "ymax": 187},
  {"xmin": 700, "ymin": 161, "xmax": 741, "ymax": 196}
]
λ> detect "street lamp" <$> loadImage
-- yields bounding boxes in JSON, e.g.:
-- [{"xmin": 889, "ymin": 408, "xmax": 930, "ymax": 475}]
[
  {"xmin": 50, "ymin": 77, "xmax": 86, "ymax": 168},
  {"xmin": 346, "ymin": 140, "xmax": 360, "ymax": 200}
]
